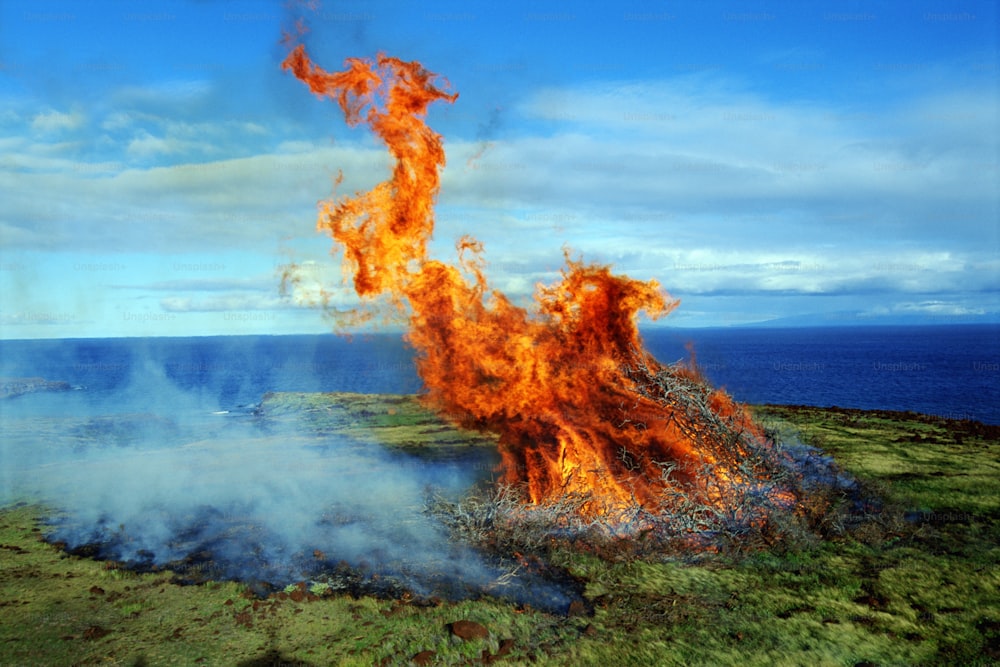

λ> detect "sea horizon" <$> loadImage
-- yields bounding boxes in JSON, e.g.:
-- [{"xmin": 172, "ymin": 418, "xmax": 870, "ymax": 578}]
[
  {"xmin": 1, "ymin": 323, "xmax": 997, "ymax": 425},
  {"xmin": 1, "ymin": 319, "xmax": 996, "ymax": 343}
]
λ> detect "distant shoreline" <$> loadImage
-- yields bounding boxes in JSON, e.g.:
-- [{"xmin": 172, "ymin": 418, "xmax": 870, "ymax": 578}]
[
  {"xmin": 0, "ymin": 320, "xmax": 997, "ymax": 343},
  {"xmin": 0, "ymin": 376, "xmax": 73, "ymax": 399}
]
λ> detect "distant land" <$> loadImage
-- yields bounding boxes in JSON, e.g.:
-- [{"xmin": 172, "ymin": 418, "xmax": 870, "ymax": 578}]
[
  {"xmin": 0, "ymin": 377, "xmax": 73, "ymax": 399},
  {"xmin": 721, "ymin": 311, "xmax": 1000, "ymax": 329}
]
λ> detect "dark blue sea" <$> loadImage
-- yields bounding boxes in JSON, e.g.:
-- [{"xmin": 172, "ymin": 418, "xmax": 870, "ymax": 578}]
[{"xmin": 1, "ymin": 324, "xmax": 997, "ymax": 424}]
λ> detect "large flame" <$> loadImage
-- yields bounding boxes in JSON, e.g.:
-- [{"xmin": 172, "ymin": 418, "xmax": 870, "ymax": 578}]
[{"xmin": 282, "ymin": 46, "xmax": 785, "ymax": 519}]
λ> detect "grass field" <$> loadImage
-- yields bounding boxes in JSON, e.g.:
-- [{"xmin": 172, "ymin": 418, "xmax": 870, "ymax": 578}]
[{"xmin": 1, "ymin": 394, "xmax": 997, "ymax": 665}]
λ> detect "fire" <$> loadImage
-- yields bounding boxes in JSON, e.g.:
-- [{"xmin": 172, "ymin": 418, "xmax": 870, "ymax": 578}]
[{"xmin": 282, "ymin": 46, "xmax": 790, "ymax": 521}]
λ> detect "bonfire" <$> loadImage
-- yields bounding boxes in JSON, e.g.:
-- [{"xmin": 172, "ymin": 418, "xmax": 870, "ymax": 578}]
[{"xmin": 280, "ymin": 47, "xmax": 848, "ymax": 554}]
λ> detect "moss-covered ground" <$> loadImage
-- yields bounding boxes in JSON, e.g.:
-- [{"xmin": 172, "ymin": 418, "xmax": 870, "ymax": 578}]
[{"xmin": 1, "ymin": 395, "xmax": 997, "ymax": 665}]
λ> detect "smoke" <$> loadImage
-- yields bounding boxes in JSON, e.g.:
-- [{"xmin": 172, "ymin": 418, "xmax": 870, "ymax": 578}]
[{"xmin": 1, "ymin": 350, "xmax": 577, "ymax": 611}]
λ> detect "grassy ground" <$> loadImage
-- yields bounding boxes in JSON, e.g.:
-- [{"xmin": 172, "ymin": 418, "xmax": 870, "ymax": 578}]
[
  {"xmin": 1, "ymin": 395, "xmax": 997, "ymax": 665},
  {"xmin": 254, "ymin": 391, "xmax": 500, "ymax": 455}
]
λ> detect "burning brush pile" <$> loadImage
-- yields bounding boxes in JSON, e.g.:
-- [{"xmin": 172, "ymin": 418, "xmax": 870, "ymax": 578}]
[
  {"xmin": 280, "ymin": 46, "xmax": 866, "ymax": 561},
  {"xmin": 426, "ymin": 360, "xmax": 865, "ymax": 563}
]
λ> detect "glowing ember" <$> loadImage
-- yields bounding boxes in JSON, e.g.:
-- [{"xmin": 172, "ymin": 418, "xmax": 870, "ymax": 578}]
[{"xmin": 282, "ymin": 47, "xmax": 792, "ymax": 522}]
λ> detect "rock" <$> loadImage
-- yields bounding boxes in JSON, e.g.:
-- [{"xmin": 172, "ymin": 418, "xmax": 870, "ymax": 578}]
[
  {"xmin": 289, "ymin": 581, "xmax": 307, "ymax": 602},
  {"xmin": 496, "ymin": 638, "xmax": 515, "ymax": 656},
  {"xmin": 412, "ymin": 650, "xmax": 436, "ymax": 665},
  {"xmin": 448, "ymin": 619, "xmax": 488, "ymax": 641}
]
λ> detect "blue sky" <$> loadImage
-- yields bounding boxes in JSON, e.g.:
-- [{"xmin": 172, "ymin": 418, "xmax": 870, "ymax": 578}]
[{"xmin": 1, "ymin": 0, "xmax": 997, "ymax": 338}]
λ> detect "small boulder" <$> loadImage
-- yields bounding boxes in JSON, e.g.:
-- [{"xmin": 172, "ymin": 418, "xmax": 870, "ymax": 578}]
[
  {"xmin": 448, "ymin": 619, "xmax": 488, "ymax": 641},
  {"xmin": 412, "ymin": 650, "xmax": 436, "ymax": 665}
]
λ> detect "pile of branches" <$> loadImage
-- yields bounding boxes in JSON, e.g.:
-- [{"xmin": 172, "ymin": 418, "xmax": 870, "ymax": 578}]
[
  {"xmin": 428, "ymin": 355, "xmax": 882, "ymax": 564},
  {"xmin": 621, "ymin": 351, "xmax": 797, "ymax": 526}
]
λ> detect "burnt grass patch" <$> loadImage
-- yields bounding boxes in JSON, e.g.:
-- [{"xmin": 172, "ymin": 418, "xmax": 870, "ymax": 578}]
[{"xmin": 42, "ymin": 505, "xmax": 589, "ymax": 615}]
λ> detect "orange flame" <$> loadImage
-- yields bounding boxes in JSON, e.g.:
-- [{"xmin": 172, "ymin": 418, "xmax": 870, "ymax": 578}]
[{"xmin": 282, "ymin": 47, "xmax": 783, "ymax": 518}]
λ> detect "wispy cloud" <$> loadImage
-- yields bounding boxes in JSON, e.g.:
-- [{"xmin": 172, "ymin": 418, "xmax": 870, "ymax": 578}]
[
  {"xmin": 874, "ymin": 300, "xmax": 988, "ymax": 317},
  {"xmin": 445, "ymin": 81, "xmax": 997, "ymax": 242},
  {"xmin": 30, "ymin": 107, "xmax": 86, "ymax": 133},
  {"xmin": 113, "ymin": 276, "xmax": 277, "ymax": 293},
  {"xmin": 159, "ymin": 294, "xmax": 293, "ymax": 313},
  {"xmin": 111, "ymin": 79, "xmax": 214, "ymax": 109},
  {"xmin": 0, "ymin": 140, "xmax": 389, "ymax": 251}
]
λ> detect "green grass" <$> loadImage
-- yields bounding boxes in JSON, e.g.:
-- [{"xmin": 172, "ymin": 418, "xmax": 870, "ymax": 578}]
[
  {"xmin": 256, "ymin": 391, "xmax": 500, "ymax": 456},
  {"xmin": 1, "ymin": 397, "xmax": 998, "ymax": 665}
]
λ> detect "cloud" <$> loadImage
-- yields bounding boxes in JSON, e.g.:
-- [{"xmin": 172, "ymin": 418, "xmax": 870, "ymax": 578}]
[
  {"xmin": 159, "ymin": 294, "xmax": 294, "ymax": 313},
  {"xmin": 101, "ymin": 111, "xmax": 136, "ymax": 132},
  {"xmin": 112, "ymin": 79, "xmax": 213, "ymax": 109},
  {"xmin": 0, "ymin": 142, "xmax": 389, "ymax": 252},
  {"xmin": 0, "ymin": 311, "xmax": 79, "ymax": 327},
  {"xmin": 126, "ymin": 130, "xmax": 184, "ymax": 157},
  {"xmin": 439, "ymin": 83, "xmax": 997, "ymax": 247},
  {"xmin": 652, "ymin": 248, "xmax": 986, "ymax": 296},
  {"xmin": 117, "ymin": 277, "xmax": 277, "ymax": 293},
  {"xmin": 878, "ymin": 300, "xmax": 988, "ymax": 317},
  {"xmin": 30, "ymin": 108, "xmax": 86, "ymax": 133}
]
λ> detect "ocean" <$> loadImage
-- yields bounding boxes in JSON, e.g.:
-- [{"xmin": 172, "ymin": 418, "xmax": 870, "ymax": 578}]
[
  {"xmin": 1, "ymin": 324, "xmax": 997, "ymax": 424},
  {"xmin": 645, "ymin": 324, "xmax": 1000, "ymax": 424}
]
